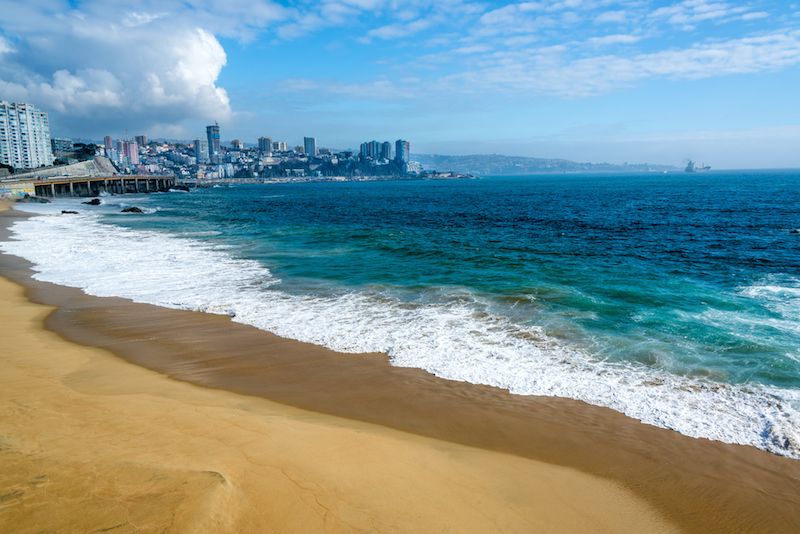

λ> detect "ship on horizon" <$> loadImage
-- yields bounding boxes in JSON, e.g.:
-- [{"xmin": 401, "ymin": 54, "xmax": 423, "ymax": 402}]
[{"xmin": 685, "ymin": 160, "xmax": 711, "ymax": 173}]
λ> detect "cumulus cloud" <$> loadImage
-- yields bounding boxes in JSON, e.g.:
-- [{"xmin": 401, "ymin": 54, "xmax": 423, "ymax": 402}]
[
  {"xmin": 0, "ymin": 1, "xmax": 242, "ymax": 136},
  {"xmin": 0, "ymin": 0, "xmax": 423, "ymax": 134}
]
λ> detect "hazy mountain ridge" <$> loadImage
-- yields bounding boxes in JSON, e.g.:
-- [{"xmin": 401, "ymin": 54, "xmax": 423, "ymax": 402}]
[{"xmin": 413, "ymin": 154, "xmax": 676, "ymax": 175}]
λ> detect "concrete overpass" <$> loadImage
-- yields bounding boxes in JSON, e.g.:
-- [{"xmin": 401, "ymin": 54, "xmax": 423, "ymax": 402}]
[{"xmin": 30, "ymin": 175, "xmax": 176, "ymax": 197}]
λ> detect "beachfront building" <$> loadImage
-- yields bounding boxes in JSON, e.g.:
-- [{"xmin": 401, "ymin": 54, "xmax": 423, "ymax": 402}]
[
  {"xmin": 0, "ymin": 101, "xmax": 55, "ymax": 170},
  {"xmin": 206, "ymin": 123, "xmax": 221, "ymax": 163},
  {"xmin": 304, "ymin": 136, "xmax": 317, "ymax": 157}
]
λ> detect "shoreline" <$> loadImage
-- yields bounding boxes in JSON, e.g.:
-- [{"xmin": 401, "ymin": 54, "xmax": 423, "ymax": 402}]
[
  {"xmin": 0, "ymin": 275, "xmax": 682, "ymax": 532},
  {"xmin": 2, "ymin": 203, "xmax": 800, "ymax": 532}
]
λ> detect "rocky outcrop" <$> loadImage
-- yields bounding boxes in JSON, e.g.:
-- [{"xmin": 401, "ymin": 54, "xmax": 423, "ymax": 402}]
[{"xmin": 16, "ymin": 195, "xmax": 50, "ymax": 204}]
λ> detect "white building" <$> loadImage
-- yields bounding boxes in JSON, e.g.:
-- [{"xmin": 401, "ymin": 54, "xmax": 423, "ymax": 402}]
[{"xmin": 0, "ymin": 102, "xmax": 55, "ymax": 170}]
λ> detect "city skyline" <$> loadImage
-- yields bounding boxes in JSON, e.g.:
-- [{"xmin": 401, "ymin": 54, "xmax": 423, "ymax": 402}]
[{"xmin": 1, "ymin": 1, "xmax": 800, "ymax": 168}]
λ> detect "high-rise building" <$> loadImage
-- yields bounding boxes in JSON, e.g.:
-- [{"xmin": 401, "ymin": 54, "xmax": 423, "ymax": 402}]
[
  {"xmin": 0, "ymin": 101, "xmax": 55, "ymax": 170},
  {"xmin": 123, "ymin": 140, "xmax": 139, "ymax": 165},
  {"xmin": 395, "ymin": 139, "xmax": 410, "ymax": 163},
  {"xmin": 380, "ymin": 141, "xmax": 392, "ymax": 160},
  {"xmin": 273, "ymin": 141, "xmax": 288, "ymax": 152},
  {"xmin": 206, "ymin": 123, "xmax": 220, "ymax": 162},
  {"xmin": 258, "ymin": 137, "xmax": 272, "ymax": 154},
  {"xmin": 194, "ymin": 139, "xmax": 209, "ymax": 163},
  {"xmin": 231, "ymin": 139, "xmax": 244, "ymax": 150},
  {"xmin": 134, "ymin": 135, "xmax": 147, "ymax": 147},
  {"xmin": 104, "ymin": 135, "xmax": 113, "ymax": 152},
  {"xmin": 303, "ymin": 136, "xmax": 317, "ymax": 156},
  {"xmin": 360, "ymin": 140, "xmax": 384, "ymax": 159},
  {"xmin": 114, "ymin": 140, "xmax": 124, "ymax": 164}
]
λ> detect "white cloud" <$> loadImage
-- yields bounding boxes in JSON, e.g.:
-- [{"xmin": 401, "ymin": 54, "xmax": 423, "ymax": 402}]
[
  {"xmin": 122, "ymin": 11, "xmax": 166, "ymax": 28},
  {"xmin": 741, "ymin": 11, "xmax": 769, "ymax": 21},
  {"xmin": 586, "ymin": 33, "xmax": 641, "ymax": 46},
  {"xmin": 365, "ymin": 19, "xmax": 433, "ymax": 40},
  {"xmin": 0, "ymin": 2, "xmax": 234, "ymax": 136},
  {"xmin": 451, "ymin": 29, "xmax": 800, "ymax": 97},
  {"xmin": 595, "ymin": 10, "xmax": 627, "ymax": 24},
  {"xmin": 0, "ymin": 36, "xmax": 13, "ymax": 55},
  {"xmin": 281, "ymin": 78, "xmax": 412, "ymax": 100},
  {"xmin": 650, "ymin": 0, "xmax": 766, "ymax": 29}
]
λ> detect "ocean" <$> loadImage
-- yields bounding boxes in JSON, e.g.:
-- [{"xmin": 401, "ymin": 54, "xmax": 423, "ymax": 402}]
[{"xmin": 4, "ymin": 171, "xmax": 800, "ymax": 457}]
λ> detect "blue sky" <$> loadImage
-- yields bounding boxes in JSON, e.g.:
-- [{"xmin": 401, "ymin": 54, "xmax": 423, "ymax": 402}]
[{"xmin": 1, "ymin": 1, "xmax": 800, "ymax": 167}]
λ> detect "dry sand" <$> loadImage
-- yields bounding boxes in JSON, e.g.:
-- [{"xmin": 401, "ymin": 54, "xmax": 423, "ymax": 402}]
[{"xmin": 0, "ymin": 275, "xmax": 679, "ymax": 533}]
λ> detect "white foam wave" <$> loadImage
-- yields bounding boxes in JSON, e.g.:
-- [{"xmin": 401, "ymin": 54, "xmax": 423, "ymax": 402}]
[
  {"xmin": 740, "ymin": 276, "xmax": 800, "ymax": 324},
  {"xmin": 2, "ymin": 212, "xmax": 799, "ymax": 458}
]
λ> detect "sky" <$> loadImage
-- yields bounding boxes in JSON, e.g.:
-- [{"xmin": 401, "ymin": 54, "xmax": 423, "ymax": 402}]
[{"xmin": 1, "ymin": 0, "xmax": 800, "ymax": 168}]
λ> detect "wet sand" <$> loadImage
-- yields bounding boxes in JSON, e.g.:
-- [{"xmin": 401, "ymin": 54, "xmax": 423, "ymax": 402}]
[{"xmin": 2, "ymin": 204, "xmax": 799, "ymax": 532}]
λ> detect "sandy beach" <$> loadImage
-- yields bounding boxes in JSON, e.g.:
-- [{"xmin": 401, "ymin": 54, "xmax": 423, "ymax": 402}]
[
  {"xmin": 0, "ymin": 273, "xmax": 684, "ymax": 533},
  {"xmin": 1, "ymin": 203, "xmax": 799, "ymax": 533}
]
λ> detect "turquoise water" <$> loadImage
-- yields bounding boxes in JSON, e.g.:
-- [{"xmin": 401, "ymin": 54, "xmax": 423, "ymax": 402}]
[
  {"xmin": 124, "ymin": 172, "xmax": 800, "ymax": 387},
  {"xmin": 5, "ymin": 171, "xmax": 800, "ymax": 456}
]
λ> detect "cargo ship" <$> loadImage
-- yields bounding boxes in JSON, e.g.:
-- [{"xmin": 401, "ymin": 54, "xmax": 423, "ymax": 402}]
[{"xmin": 685, "ymin": 160, "xmax": 711, "ymax": 172}]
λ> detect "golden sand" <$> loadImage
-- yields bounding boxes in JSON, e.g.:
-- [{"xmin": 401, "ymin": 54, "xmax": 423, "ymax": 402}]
[{"xmin": 0, "ymin": 276, "xmax": 679, "ymax": 533}]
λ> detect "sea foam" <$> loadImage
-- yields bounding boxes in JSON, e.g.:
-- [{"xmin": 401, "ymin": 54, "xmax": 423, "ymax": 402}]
[{"xmin": 2, "ymin": 210, "xmax": 799, "ymax": 458}]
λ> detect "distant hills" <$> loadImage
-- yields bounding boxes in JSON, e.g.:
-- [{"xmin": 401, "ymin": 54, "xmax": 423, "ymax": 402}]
[{"xmin": 412, "ymin": 154, "xmax": 676, "ymax": 176}]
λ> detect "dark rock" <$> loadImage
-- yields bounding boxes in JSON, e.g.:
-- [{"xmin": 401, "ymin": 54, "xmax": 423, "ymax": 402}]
[
  {"xmin": 61, "ymin": 210, "xmax": 79, "ymax": 214},
  {"xmin": 16, "ymin": 195, "xmax": 51, "ymax": 204},
  {"xmin": 791, "ymin": 229, "xmax": 800, "ymax": 234},
  {"xmin": 82, "ymin": 198, "xmax": 102, "ymax": 205},
  {"xmin": 170, "ymin": 184, "xmax": 190, "ymax": 192},
  {"xmin": 121, "ymin": 206, "xmax": 144, "ymax": 213}
]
